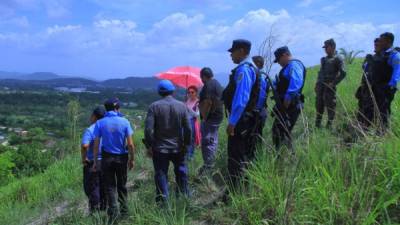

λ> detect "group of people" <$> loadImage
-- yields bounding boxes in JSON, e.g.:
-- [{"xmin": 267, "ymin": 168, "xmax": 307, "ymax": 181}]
[{"xmin": 80, "ymin": 31, "xmax": 399, "ymax": 221}]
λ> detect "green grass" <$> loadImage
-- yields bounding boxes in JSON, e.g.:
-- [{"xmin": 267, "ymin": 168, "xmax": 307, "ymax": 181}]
[{"xmin": 1, "ymin": 58, "xmax": 400, "ymax": 225}]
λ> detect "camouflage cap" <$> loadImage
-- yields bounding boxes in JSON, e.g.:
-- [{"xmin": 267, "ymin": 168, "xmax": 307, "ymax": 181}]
[{"xmin": 323, "ymin": 39, "xmax": 336, "ymax": 48}]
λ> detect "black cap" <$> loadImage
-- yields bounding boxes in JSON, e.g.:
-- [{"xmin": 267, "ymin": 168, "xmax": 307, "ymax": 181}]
[
  {"xmin": 92, "ymin": 106, "xmax": 106, "ymax": 119},
  {"xmin": 104, "ymin": 97, "xmax": 121, "ymax": 111},
  {"xmin": 323, "ymin": 39, "xmax": 336, "ymax": 48},
  {"xmin": 273, "ymin": 46, "xmax": 291, "ymax": 63},
  {"xmin": 380, "ymin": 32, "xmax": 395, "ymax": 44},
  {"xmin": 228, "ymin": 39, "xmax": 251, "ymax": 52}
]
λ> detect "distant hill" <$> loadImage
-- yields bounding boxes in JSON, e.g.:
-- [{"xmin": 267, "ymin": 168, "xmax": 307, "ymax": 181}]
[
  {"xmin": 101, "ymin": 77, "xmax": 158, "ymax": 89},
  {"xmin": 0, "ymin": 71, "xmax": 159, "ymax": 91},
  {"xmin": 0, "ymin": 71, "xmax": 63, "ymax": 80}
]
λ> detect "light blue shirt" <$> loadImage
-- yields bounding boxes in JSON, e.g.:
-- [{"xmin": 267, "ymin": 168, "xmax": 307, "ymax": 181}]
[
  {"xmin": 281, "ymin": 60, "xmax": 305, "ymax": 101},
  {"xmin": 93, "ymin": 111, "xmax": 134, "ymax": 155},
  {"xmin": 229, "ymin": 57, "xmax": 257, "ymax": 126},
  {"xmin": 386, "ymin": 48, "xmax": 400, "ymax": 88},
  {"xmin": 81, "ymin": 124, "xmax": 102, "ymax": 161}
]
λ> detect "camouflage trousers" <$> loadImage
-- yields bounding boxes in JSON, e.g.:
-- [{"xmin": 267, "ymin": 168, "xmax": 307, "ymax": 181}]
[{"xmin": 315, "ymin": 82, "xmax": 337, "ymax": 127}]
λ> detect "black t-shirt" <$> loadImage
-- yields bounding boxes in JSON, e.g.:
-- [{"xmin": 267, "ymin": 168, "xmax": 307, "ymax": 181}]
[{"xmin": 199, "ymin": 79, "xmax": 224, "ymax": 124}]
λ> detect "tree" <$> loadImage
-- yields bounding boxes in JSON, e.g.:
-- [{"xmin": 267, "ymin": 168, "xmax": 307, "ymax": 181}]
[
  {"xmin": 338, "ymin": 48, "xmax": 364, "ymax": 64},
  {"xmin": 67, "ymin": 100, "xmax": 80, "ymax": 153}
]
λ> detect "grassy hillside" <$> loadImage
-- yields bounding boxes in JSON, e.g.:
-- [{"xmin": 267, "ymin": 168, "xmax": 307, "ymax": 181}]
[{"xmin": 1, "ymin": 58, "xmax": 399, "ymax": 225}]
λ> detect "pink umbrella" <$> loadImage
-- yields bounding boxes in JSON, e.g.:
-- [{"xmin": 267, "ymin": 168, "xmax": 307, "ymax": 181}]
[{"xmin": 156, "ymin": 66, "xmax": 203, "ymax": 89}]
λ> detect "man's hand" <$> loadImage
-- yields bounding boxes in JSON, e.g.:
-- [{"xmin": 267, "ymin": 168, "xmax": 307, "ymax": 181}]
[
  {"xmin": 283, "ymin": 99, "xmax": 291, "ymax": 109},
  {"xmin": 226, "ymin": 124, "xmax": 235, "ymax": 136},
  {"xmin": 128, "ymin": 158, "xmax": 134, "ymax": 170},
  {"xmin": 81, "ymin": 157, "xmax": 89, "ymax": 166},
  {"xmin": 91, "ymin": 161, "xmax": 97, "ymax": 172},
  {"xmin": 146, "ymin": 148, "xmax": 153, "ymax": 158}
]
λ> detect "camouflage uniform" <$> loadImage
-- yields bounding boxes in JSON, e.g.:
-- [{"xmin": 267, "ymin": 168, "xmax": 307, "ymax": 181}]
[{"xmin": 315, "ymin": 53, "xmax": 346, "ymax": 128}]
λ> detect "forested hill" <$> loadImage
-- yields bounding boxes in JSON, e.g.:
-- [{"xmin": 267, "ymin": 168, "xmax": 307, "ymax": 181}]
[{"xmin": 0, "ymin": 71, "xmax": 159, "ymax": 91}]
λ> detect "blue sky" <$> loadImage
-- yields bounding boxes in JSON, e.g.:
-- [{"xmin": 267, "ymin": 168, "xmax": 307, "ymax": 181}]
[{"xmin": 0, "ymin": 0, "xmax": 399, "ymax": 80}]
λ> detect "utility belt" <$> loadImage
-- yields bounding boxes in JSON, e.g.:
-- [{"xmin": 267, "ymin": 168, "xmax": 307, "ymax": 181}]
[{"xmin": 102, "ymin": 150, "xmax": 128, "ymax": 158}]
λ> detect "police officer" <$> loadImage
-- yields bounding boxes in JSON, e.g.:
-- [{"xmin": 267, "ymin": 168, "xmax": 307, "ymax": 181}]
[
  {"xmin": 252, "ymin": 56, "xmax": 268, "ymax": 139},
  {"xmin": 92, "ymin": 98, "xmax": 135, "ymax": 221},
  {"xmin": 356, "ymin": 38, "xmax": 381, "ymax": 128},
  {"xmin": 222, "ymin": 39, "xmax": 260, "ymax": 187},
  {"xmin": 81, "ymin": 106, "xmax": 106, "ymax": 213},
  {"xmin": 271, "ymin": 46, "xmax": 306, "ymax": 150},
  {"xmin": 371, "ymin": 32, "xmax": 400, "ymax": 132},
  {"xmin": 144, "ymin": 80, "xmax": 192, "ymax": 203},
  {"xmin": 315, "ymin": 39, "xmax": 346, "ymax": 129}
]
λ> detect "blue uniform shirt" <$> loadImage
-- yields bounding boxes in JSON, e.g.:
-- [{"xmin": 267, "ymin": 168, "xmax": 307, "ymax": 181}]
[
  {"xmin": 281, "ymin": 60, "xmax": 305, "ymax": 101},
  {"xmin": 81, "ymin": 124, "xmax": 102, "ymax": 161},
  {"xmin": 256, "ymin": 69, "xmax": 268, "ymax": 110},
  {"xmin": 387, "ymin": 48, "xmax": 400, "ymax": 88},
  {"xmin": 93, "ymin": 111, "xmax": 134, "ymax": 155},
  {"xmin": 229, "ymin": 57, "xmax": 257, "ymax": 126}
]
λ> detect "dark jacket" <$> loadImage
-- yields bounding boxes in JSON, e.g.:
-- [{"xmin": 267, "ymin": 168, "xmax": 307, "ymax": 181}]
[{"xmin": 144, "ymin": 96, "xmax": 192, "ymax": 153}]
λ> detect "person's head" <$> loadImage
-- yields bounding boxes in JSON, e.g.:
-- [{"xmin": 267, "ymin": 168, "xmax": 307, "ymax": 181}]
[
  {"xmin": 273, "ymin": 46, "xmax": 292, "ymax": 67},
  {"xmin": 200, "ymin": 67, "xmax": 214, "ymax": 84},
  {"xmin": 187, "ymin": 85, "xmax": 198, "ymax": 100},
  {"xmin": 380, "ymin": 32, "xmax": 395, "ymax": 50},
  {"xmin": 252, "ymin": 56, "xmax": 264, "ymax": 69},
  {"xmin": 323, "ymin": 39, "xmax": 336, "ymax": 56},
  {"xmin": 158, "ymin": 79, "xmax": 175, "ymax": 97},
  {"xmin": 374, "ymin": 38, "xmax": 382, "ymax": 53},
  {"xmin": 228, "ymin": 39, "xmax": 251, "ymax": 64},
  {"xmin": 90, "ymin": 106, "xmax": 106, "ymax": 124},
  {"xmin": 104, "ymin": 97, "xmax": 121, "ymax": 112}
]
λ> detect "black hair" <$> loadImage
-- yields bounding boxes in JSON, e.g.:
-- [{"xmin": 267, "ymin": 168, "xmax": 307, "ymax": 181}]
[
  {"xmin": 380, "ymin": 32, "xmax": 395, "ymax": 45},
  {"xmin": 252, "ymin": 56, "xmax": 264, "ymax": 64},
  {"xmin": 374, "ymin": 38, "xmax": 380, "ymax": 43},
  {"xmin": 158, "ymin": 90, "xmax": 173, "ymax": 97},
  {"xmin": 92, "ymin": 106, "xmax": 105, "ymax": 120},
  {"xmin": 200, "ymin": 67, "xmax": 214, "ymax": 79}
]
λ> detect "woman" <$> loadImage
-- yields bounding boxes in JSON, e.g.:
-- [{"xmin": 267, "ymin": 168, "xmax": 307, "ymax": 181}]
[{"xmin": 185, "ymin": 85, "xmax": 201, "ymax": 161}]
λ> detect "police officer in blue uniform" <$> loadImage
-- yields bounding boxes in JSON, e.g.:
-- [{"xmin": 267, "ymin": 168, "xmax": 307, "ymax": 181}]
[
  {"xmin": 271, "ymin": 46, "xmax": 306, "ymax": 150},
  {"xmin": 222, "ymin": 39, "xmax": 260, "ymax": 187},
  {"xmin": 92, "ymin": 98, "xmax": 135, "ymax": 221},
  {"xmin": 81, "ymin": 106, "xmax": 106, "ymax": 213},
  {"xmin": 374, "ymin": 32, "xmax": 400, "ymax": 132}
]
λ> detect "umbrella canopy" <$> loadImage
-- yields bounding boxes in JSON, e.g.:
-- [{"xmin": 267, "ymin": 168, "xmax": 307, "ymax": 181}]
[{"xmin": 156, "ymin": 66, "xmax": 203, "ymax": 89}]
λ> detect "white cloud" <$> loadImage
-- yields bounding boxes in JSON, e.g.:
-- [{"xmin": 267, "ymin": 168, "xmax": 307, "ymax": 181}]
[
  {"xmin": 46, "ymin": 24, "xmax": 81, "ymax": 35},
  {"xmin": 298, "ymin": 0, "xmax": 314, "ymax": 7},
  {"xmin": 321, "ymin": 1, "xmax": 343, "ymax": 12},
  {"xmin": 0, "ymin": 8, "xmax": 399, "ymax": 78}
]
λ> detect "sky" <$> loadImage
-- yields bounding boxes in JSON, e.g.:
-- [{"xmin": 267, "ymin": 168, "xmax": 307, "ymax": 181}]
[{"xmin": 0, "ymin": 0, "xmax": 399, "ymax": 80}]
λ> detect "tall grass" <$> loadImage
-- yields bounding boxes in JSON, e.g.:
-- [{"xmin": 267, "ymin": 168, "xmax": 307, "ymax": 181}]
[{"xmin": 1, "ymin": 59, "xmax": 399, "ymax": 225}]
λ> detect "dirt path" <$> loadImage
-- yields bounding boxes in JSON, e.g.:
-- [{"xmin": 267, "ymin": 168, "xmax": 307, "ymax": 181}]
[{"xmin": 26, "ymin": 170, "xmax": 150, "ymax": 225}]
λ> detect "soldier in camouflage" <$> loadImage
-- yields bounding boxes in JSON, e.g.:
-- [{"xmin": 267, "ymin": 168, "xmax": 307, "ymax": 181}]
[{"xmin": 315, "ymin": 39, "xmax": 346, "ymax": 129}]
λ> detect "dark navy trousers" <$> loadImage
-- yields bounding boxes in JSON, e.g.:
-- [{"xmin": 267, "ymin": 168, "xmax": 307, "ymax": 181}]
[
  {"xmin": 83, "ymin": 161, "xmax": 106, "ymax": 212},
  {"xmin": 152, "ymin": 150, "xmax": 189, "ymax": 202}
]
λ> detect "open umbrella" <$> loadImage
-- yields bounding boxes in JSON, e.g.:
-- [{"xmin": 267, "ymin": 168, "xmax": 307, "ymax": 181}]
[{"xmin": 156, "ymin": 66, "xmax": 203, "ymax": 89}]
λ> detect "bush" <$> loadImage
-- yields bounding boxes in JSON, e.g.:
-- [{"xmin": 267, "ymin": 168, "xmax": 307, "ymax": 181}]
[{"xmin": 0, "ymin": 152, "xmax": 15, "ymax": 186}]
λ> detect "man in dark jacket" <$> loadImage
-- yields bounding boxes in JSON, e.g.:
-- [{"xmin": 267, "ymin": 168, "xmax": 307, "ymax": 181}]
[
  {"xmin": 144, "ymin": 80, "xmax": 192, "ymax": 203},
  {"xmin": 315, "ymin": 39, "xmax": 346, "ymax": 129}
]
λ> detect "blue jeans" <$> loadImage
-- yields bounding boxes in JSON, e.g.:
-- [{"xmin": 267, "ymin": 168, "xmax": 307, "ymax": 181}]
[
  {"xmin": 186, "ymin": 117, "xmax": 196, "ymax": 161},
  {"xmin": 200, "ymin": 121, "xmax": 220, "ymax": 170},
  {"xmin": 152, "ymin": 151, "xmax": 189, "ymax": 202}
]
